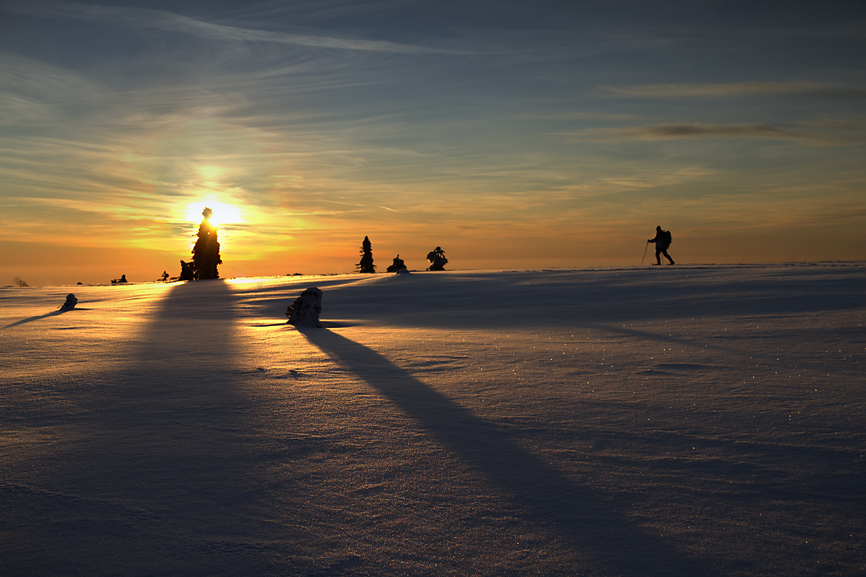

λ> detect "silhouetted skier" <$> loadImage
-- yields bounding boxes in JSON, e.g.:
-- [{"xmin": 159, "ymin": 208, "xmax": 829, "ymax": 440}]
[{"xmin": 648, "ymin": 226, "xmax": 674, "ymax": 265}]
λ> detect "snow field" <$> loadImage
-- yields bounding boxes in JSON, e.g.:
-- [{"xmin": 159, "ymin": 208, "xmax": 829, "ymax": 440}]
[{"xmin": 2, "ymin": 264, "xmax": 864, "ymax": 576}]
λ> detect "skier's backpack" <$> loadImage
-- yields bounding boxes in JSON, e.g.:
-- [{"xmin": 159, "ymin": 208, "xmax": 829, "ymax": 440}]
[{"xmin": 663, "ymin": 230, "xmax": 672, "ymax": 244}]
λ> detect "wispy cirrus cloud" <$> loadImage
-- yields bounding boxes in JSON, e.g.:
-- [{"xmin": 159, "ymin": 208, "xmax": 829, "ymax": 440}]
[
  {"xmin": 600, "ymin": 81, "xmax": 866, "ymax": 99},
  {"xmin": 0, "ymin": 52, "xmax": 104, "ymax": 125},
  {"xmin": 563, "ymin": 122, "xmax": 856, "ymax": 145},
  {"xmin": 6, "ymin": 0, "xmax": 462, "ymax": 54}
]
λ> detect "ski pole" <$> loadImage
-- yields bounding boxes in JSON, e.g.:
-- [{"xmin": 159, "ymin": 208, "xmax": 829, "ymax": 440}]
[{"xmin": 640, "ymin": 241, "xmax": 649, "ymax": 266}]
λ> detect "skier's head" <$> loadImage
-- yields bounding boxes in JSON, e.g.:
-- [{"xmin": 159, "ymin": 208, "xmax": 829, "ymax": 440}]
[{"xmin": 657, "ymin": 225, "xmax": 662, "ymax": 231}]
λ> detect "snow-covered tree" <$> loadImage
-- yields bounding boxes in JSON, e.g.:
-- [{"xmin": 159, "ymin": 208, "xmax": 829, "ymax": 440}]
[
  {"xmin": 386, "ymin": 254, "xmax": 407, "ymax": 273},
  {"xmin": 59, "ymin": 294, "xmax": 78, "ymax": 311},
  {"xmin": 286, "ymin": 287, "xmax": 323, "ymax": 328},
  {"xmin": 191, "ymin": 207, "xmax": 222, "ymax": 280},
  {"xmin": 426, "ymin": 246, "xmax": 448, "ymax": 271},
  {"xmin": 178, "ymin": 260, "xmax": 194, "ymax": 281},
  {"xmin": 357, "ymin": 235, "xmax": 376, "ymax": 273}
]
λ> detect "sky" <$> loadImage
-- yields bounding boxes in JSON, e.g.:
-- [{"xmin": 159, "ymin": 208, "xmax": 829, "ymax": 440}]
[{"xmin": 1, "ymin": 0, "xmax": 865, "ymax": 285}]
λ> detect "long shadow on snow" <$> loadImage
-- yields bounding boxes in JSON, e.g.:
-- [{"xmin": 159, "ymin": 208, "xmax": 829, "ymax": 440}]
[
  {"xmin": 3, "ymin": 308, "xmax": 72, "ymax": 329},
  {"xmin": 302, "ymin": 327, "xmax": 721, "ymax": 577},
  {"xmin": 96, "ymin": 279, "xmax": 273, "ymax": 573},
  {"xmin": 8, "ymin": 280, "xmax": 279, "ymax": 576},
  {"xmin": 102, "ymin": 280, "xmax": 244, "ymax": 432}
]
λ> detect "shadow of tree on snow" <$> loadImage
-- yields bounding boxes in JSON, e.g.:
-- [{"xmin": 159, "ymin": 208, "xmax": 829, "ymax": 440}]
[
  {"xmin": 2, "ymin": 280, "xmax": 279, "ymax": 576},
  {"xmin": 3, "ymin": 308, "xmax": 71, "ymax": 329},
  {"xmin": 302, "ymin": 327, "xmax": 721, "ymax": 577}
]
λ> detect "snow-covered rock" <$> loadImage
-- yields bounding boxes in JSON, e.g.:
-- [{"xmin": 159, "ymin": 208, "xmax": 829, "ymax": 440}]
[
  {"xmin": 59, "ymin": 293, "xmax": 77, "ymax": 311},
  {"xmin": 286, "ymin": 287, "xmax": 323, "ymax": 327}
]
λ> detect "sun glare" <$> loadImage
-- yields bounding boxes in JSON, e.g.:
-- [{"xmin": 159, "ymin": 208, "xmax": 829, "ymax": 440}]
[{"xmin": 185, "ymin": 201, "xmax": 243, "ymax": 227}]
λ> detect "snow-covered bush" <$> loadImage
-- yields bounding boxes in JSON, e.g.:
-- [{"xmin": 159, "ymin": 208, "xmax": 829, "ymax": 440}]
[
  {"xmin": 178, "ymin": 260, "xmax": 194, "ymax": 281},
  {"xmin": 386, "ymin": 254, "xmax": 407, "ymax": 273},
  {"xmin": 286, "ymin": 287, "xmax": 323, "ymax": 328},
  {"xmin": 426, "ymin": 246, "xmax": 448, "ymax": 271},
  {"xmin": 60, "ymin": 294, "xmax": 78, "ymax": 311}
]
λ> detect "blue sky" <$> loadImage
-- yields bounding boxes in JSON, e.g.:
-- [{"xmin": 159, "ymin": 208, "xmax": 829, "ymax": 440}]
[{"xmin": 1, "ymin": 0, "xmax": 864, "ymax": 284}]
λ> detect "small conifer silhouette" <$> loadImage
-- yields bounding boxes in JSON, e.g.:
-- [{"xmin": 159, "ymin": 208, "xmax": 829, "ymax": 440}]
[{"xmin": 357, "ymin": 235, "xmax": 376, "ymax": 273}]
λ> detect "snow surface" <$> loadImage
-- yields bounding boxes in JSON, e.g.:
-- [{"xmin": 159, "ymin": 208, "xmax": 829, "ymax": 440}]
[{"xmin": 2, "ymin": 264, "xmax": 864, "ymax": 576}]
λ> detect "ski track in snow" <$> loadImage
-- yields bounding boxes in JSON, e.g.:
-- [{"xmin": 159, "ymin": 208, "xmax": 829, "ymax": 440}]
[{"xmin": 1, "ymin": 264, "xmax": 864, "ymax": 576}]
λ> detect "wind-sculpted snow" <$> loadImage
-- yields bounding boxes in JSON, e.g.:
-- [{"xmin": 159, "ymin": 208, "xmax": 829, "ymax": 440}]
[{"xmin": 1, "ymin": 265, "xmax": 864, "ymax": 576}]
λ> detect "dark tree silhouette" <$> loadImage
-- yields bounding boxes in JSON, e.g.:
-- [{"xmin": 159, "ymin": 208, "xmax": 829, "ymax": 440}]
[
  {"xmin": 386, "ymin": 254, "xmax": 407, "ymax": 273},
  {"xmin": 191, "ymin": 207, "xmax": 222, "ymax": 280},
  {"xmin": 178, "ymin": 260, "xmax": 194, "ymax": 281},
  {"xmin": 426, "ymin": 246, "xmax": 448, "ymax": 271},
  {"xmin": 357, "ymin": 235, "xmax": 376, "ymax": 273}
]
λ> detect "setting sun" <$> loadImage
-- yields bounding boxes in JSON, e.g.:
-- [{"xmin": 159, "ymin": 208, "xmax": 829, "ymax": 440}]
[{"xmin": 185, "ymin": 201, "xmax": 243, "ymax": 227}]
